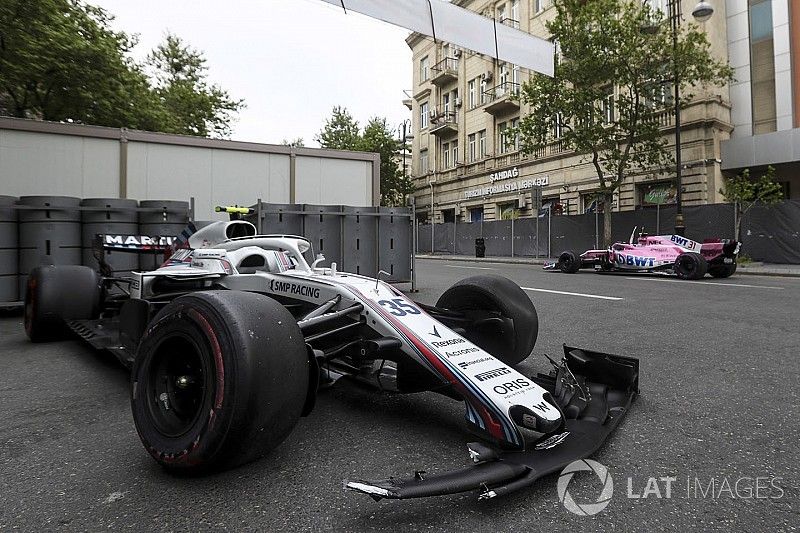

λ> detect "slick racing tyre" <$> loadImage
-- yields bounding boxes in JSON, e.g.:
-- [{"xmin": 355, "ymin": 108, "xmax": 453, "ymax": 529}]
[
  {"xmin": 436, "ymin": 275, "xmax": 538, "ymax": 366},
  {"xmin": 131, "ymin": 290, "xmax": 309, "ymax": 474},
  {"xmin": 558, "ymin": 250, "xmax": 582, "ymax": 273},
  {"xmin": 674, "ymin": 253, "xmax": 708, "ymax": 280},
  {"xmin": 24, "ymin": 265, "xmax": 102, "ymax": 342},
  {"xmin": 709, "ymin": 262, "xmax": 737, "ymax": 278}
]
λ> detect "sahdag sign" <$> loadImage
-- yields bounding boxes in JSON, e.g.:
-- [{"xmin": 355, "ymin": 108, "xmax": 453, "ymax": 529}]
[{"xmin": 464, "ymin": 167, "xmax": 548, "ymax": 199}]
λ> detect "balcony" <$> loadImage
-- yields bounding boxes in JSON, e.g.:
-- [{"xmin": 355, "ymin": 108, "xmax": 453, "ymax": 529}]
[
  {"xmin": 483, "ymin": 82, "xmax": 521, "ymax": 115},
  {"xmin": 430, "ymin": 57, "xmax": 459, "ymax": 87},
  {"xmin": 430, "ymin": 111, "xmax": 458, "ymax": 137}
]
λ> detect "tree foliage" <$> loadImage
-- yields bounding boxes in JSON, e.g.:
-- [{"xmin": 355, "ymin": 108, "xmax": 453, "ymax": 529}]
[
  {"xmin": 0, "ymin": 0, "xmax": 243, "ymax": 137},
  {"xmin": 720, "ymin": 166, "xmax": 784, "ymax": 240},
  {"xmin": 316, "ymin": 108, "xmax": 413, "ymax": 206},
  {"xmin": 281, "ymin": 138, "xmax": 305, "ymax": 148},
  {"xmin": 515, "ymin": 0, "xmax": 732, "ymax": 245}
]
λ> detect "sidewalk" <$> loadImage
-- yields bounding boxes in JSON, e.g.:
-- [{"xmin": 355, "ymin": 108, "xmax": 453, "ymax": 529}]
[{"xmin": 416, "ymin": 254, "xmax": 800, "ymax": 278}]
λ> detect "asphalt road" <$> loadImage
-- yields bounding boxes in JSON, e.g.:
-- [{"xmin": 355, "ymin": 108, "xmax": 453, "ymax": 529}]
[{"xmin": 1, "ymin": 260, "xmax": 798, "ymax": 532}]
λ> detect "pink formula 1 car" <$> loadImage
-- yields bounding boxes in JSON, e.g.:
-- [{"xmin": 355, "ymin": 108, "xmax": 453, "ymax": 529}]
[{"xmin": 545, "ymin": 228, "xmax": 741, "ymax": 279}]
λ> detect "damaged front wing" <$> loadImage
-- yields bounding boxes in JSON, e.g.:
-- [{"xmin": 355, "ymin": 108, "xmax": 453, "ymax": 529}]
[{"xmin": 346, "ymin": 345, "xmax": 639, "ymax": 501}]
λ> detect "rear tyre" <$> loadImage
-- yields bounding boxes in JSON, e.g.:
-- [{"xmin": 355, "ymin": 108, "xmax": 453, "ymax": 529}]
[
  {"xmin": 436, "ymin": 275, "xmax": 538, "ymax": 366},
  {"xmin": 24, "ymin": 265, "xmax": 102, "ymax": 342},
  {"xmin": 674, "ymin": 253, "xmax": 708, "ymax": 280},
  {"xmin": 709, "ymin": 262, "xmax": 737, "ymax": 278},
  {"xmin": 558, "ymin": 250, "xmax": 582, "ymax": 274},
  {"xmin": 131, "ymin": 290, "xmax": 309, "ymax": 474}
]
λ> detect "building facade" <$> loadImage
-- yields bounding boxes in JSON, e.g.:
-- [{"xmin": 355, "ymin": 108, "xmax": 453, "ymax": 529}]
[{"xmin": 407, "ymin": 0, "xmax": 798, "ymax": 224}]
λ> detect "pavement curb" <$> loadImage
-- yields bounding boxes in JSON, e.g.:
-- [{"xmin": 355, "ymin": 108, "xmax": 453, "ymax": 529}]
[{"xmin": 416, "ymin": 254, "xmax": 800, "ymax": 278}]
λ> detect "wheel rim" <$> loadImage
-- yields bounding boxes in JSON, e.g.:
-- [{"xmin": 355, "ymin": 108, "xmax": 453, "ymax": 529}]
[
  {"xmin": 677, "ymin": 256, "xmax": 695, "ymax": 275},
  {"xmin": 145, "ymin": 334, "xmax": 212, "ymax": 438}
]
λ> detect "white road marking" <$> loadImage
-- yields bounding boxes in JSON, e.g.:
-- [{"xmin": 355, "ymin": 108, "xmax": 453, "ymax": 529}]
[
  {"xmin": 443, "ymin": 265, "xmax": 494, "ymax": 270},
  {"xmin": 623, "ymin": 277, "xmax": 784, "ymax": 290},
  {"xmin": 522, "ymin": 287, "xmax": 623, "ymax": 301}
]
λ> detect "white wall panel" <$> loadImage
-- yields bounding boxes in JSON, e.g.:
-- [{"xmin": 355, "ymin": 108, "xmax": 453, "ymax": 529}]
[
  {"xmin": 0, "ymin": 130, "xmax": 118, "ymax": 197},
  {"xmin": 295, "ymin": 156, "xmax": 372, "ymax": 206}
]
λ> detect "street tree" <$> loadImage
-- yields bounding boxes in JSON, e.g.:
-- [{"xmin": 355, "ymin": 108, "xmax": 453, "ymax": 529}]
[
  {"xmin": 515, "ymin": 0, "xmax": 732, "ymax": 245},
  {"xmin": 281, "ymin": 138, "xmax": 305, "ymax": 147},
  {"xmin": 146, "ymin": 34, "xmax": 244, "ymax": 138},
  {"xmin": 315, "ymin": 106, "xmax": 361, "ymax": 150},
  {"xmin": 720, "ymin": 166, "xmax": 784, "ymax": 241},
  {"xmin": 0, "ymin": 2, "xmax": 244, "ymax": 137}
]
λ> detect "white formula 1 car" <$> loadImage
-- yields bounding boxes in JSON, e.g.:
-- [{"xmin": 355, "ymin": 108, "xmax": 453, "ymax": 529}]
[{"xmin": 23, "ymin": 209, "xmax": 639, "ymax": 501}]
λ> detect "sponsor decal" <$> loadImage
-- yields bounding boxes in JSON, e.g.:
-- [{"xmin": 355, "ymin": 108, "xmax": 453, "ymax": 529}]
[
  {"xmin": 475, "ymin": 367, "xmax": 512, "ymax": 382},
  {"xmin": 532, "ymin": 400, "xmax": 552, "ymax": 413},
  {"xmin": 269, "ymin": 279, "xmax": 321, "ymax": 299},
  {"xmin": 429, "ymin": 325, "xmax": 441, "ymax": 338},
  {"xmin": 615, "ymin": 253, "xmax": 655, "ymax": 268},
  {"xmin": 431, "ymin": 338, "xmax": 465, "ymax": 348},
  {"xmin": 104, "ymin": 234, "xmax": 175, "ymax": 247},
  {"xmin": 535, "ymin": 431, "xmax": 570, "ymax": 450},
  {"xmin": 458, "ymin": 357, "xmax": 492, "ymax": 369},
  {"xmin": 444, "ymin": 347, "xmax": 480, "ymax": 358},
  {"xmin": 492, "ymin": 378, "xmax": 531, "ymax": 395}
]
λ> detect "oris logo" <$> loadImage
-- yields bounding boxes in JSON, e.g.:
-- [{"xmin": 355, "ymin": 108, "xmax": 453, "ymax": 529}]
[{"xmin": 492, "ymin": 378, "xmax": 530, "ymax": 395}]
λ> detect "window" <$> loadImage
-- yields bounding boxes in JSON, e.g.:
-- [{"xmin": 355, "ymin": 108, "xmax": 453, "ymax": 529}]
[
  {"xmin": 478, "ymin": 130, "xmax": 487, "ymax": 158},
  {"xmin": 420, "ymin": 101, "xmax": 429, "ymax": 129},
  {"xmin": 441, "ymin": 141, "xmax": 451, "ymax": 168},
  {"xmin": 499, "ymin": 121, "xmax": 520, "ymax": 153},
  {"xmin": 534, "ymin": 0, "xmax": 549, "ymax": 14},
  {"xmin": 468, "ymin": 79, "xmax": 477, "ymax": 108},
  {"xmin": 420, "ymin": 56, "xmax": 429, "ymax": 82},
  {"xmin": 497, "ymin": 3, "xmax": 506, "ymax": 21},
  {"xmin": 420, "ymin": 149, "xmax": 429, "ymax": 174},
  {"xmin": 512, "ymin": 64, "xmax": 521, "ymax": 86},
  {"xmin": 602, "ymin": 90, "xmax": 615, "ymax": 124},
  {"xmin": 498, "ymin": 202, "xmax": 520, "ymax": 220},
  {"xmin": 498, "ymin": 121, "xmax": 510, "ymax": 154},
  {"xmin": 451, "ymin": 140, "xmax": 459, "ymax": 164},
  {"xmin": 468, "ymin": 133, "xmax": 477, "ymax": 162},
  {"xmin": 749, "ymin": 0, "xmax": 777, "ymax": 134},
  {"xmin": 499, "ymin": 63, "xmax": 510, "ymax": 87},
  {"xmin": 442, "ymin": 209, "xmax": 455, "ymax": 223},
  {"xmin": 470, "ymin": 207, "xmax": 484, "ymax": 223},
  {"xmin": 646, "ymin": 0, "xmax": 667, "ymax": 14},
  {"xmin": 510, "ymin": 0, "xmax": 520, "ymax": 27},
  {"xmin": 552, "ymin": 113, "xmax": 563, "ymax": 139},
  {"xmin": 443, "ymin": 93, "xmax": 450, "ymax": 114},
  {"xmin": 480, "ymin": 77, "xmax": 489, "ymax": 104}
]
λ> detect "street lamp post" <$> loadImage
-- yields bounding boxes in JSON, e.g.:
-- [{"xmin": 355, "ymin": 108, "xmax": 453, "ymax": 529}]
[
  {"xmin": 666, "ymin": 0, "xmax": 714, "ymax": 236},
  {"xmin": 399, "ymin": 119, "xmax": 413, "ymax": 206}
]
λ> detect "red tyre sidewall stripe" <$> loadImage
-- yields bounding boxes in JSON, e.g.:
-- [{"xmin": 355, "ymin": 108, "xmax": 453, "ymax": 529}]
[{"xmin": 187, "ymin": 309, "xmax": 225, "ymax": 410}]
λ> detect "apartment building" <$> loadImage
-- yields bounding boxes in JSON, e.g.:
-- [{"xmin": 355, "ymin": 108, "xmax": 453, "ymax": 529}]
[{"xmin": 406, "ymin": 0, "xmax": 795, "ymax": 223}]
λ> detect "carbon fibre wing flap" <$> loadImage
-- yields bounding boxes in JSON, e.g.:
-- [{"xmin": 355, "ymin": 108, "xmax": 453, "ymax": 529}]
[{"xmin": 346, "ymin": 346, "xmax": 639, "ymax": 500}]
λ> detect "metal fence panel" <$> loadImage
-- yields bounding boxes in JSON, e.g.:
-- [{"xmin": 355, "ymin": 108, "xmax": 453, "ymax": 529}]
[
  {"xmin": 342, "ymin": 206, "xmax": 377, "ymax": 276},
  {"xmin": 302, "ymin": 204, "xmax": 343, "ymax": 267},
  {"xmin": 483, "ymin": 220, "xmax": 512, "ymax": 256},
  {"xmin": 377, "ymin": 207, "xmax": 412, "ymax": 282},
  {"xmin": 456, "ymin": 222, "xmax": 482, "ymax": 255},
  {"xmin": 741, "ymin": 200, "xmax": 800, "ymax": 264}
]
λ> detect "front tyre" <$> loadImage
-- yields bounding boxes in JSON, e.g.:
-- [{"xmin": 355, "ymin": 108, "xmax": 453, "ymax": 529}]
[
  {"xmin": 674, "ymin": 253, "xmax": 708, "ymax": 280},
  {"xmin": 709, "ymin": 262, "xmax": 737, "ymax": 278},
  {"xmin": 436, "ymin": 275, "xmax": 538, "ymax": 366},
  {"xmin": 131, "ymin": 290, "xmax": 309, "ymax": 474},
  {"xmin": 558, "ymin": 250, "xmax": 582, "ymax": 273}
]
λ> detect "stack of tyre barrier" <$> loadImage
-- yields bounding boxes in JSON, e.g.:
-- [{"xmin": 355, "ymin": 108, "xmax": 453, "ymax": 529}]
[
  {"xmin": 0, "ymin": 196, "xmax": 19, "ymax": 304},
  {"xmin": 18, "ymin": 196, "xmax": 82, "ymax": 297},
  {"xmin": 138, "ymin": 200, "xmax": 190, "ymax": 271},
  {"xmin": 81, "ymin": 198, "xmax": 140, "ymax": 276}
]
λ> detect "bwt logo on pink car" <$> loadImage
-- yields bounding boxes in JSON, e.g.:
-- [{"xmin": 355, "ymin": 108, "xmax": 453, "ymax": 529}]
[{"xmin": 615, "ymin": 254, "xmax": 656, "ymax": 267}]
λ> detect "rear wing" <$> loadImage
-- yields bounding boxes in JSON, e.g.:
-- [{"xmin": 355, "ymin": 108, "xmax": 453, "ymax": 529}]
[{"xmin": 91, "ymin": 223, "xmax": 197, "ymax": 274}]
